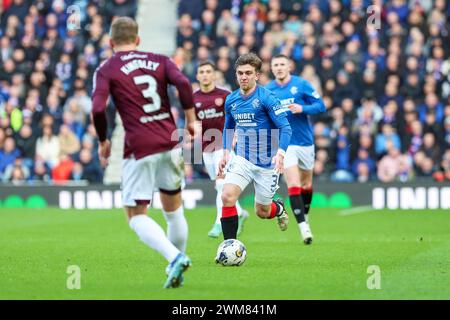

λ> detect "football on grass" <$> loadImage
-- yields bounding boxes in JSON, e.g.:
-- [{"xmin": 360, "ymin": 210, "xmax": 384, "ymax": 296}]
[{"xmin": 215, "ymin": 239, "xmax": 247, "ymax": 266}]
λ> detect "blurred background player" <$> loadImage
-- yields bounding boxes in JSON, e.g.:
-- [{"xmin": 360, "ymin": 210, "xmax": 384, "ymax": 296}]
[
  {"xmin": 91, "ymin": 17, "xmax": 195, "ymax": 288},
  {"xmin": 217, "ymin": 53, "xmax": 292, "ymax": 242},
  {"xmin": 194, "ymin": 61, "xmax": 248, "ymax": 238},
  {"xmin": 266, "ymin": 54, "xmax": 326, "ymax": 245}
]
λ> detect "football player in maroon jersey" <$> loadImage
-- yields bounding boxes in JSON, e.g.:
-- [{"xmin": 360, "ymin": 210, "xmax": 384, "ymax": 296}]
[{"xmin": 92, "ymin": 17, "xmax": 195, "ymax": 289}]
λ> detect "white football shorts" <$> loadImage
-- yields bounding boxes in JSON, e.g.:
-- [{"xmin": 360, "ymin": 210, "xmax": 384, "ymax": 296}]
[
  {"xmin": 202, "ymin": 149, "xmax": 236, "ymax": 181},
  {"xmin": 121, "ymin": 148, "xmax": 184, "ymax": 206},
  {"xmin": 224, "ymin": 155, "xmax": 280, "ymax": 205},
  {"xmin": 283, "ymin": 145, "xmax": 315, "ymax": 171}
]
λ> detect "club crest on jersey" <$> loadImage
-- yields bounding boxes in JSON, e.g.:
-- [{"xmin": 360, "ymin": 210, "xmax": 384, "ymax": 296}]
[
  {"xmin": 215, "ymin": 98, "xmax": 224, "ymax": 107},
  {"xmin": 252, "ymin": 99, "xmax": 260, "ymax": 109},
  {"xmin": 231, "ymin": 103, "xmax": 237, "ymax": 110},
  {"xmin": 290, "ymin": 86, "xmax": 298, "ymax": 95},
  {"xmin": 195, "ymin": 102, "xmax": 202, "ymax": 108}
]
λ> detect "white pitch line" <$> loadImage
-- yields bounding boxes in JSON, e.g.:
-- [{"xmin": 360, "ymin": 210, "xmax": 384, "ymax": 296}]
[{"xmin": 338, "ymin": 206, "xmax": 374, "ymax": 216}]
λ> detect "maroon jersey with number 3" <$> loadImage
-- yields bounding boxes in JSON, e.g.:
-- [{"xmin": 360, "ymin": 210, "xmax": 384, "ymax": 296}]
[
  {"xmin": 92, "ymin": 51, "xmax": 193, "ymax": 159},
  {"xmin": 193, "ymin": 87, "xmax": 230, "ymax": 152}
]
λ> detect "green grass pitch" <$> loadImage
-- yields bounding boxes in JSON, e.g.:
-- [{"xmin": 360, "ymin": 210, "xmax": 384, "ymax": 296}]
[{"xmin": 1, "ymin": 206, "xmax": 449, "ymax": 299}]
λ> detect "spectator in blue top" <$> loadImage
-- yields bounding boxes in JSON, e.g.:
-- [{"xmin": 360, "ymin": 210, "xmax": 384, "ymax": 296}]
[
  {"xmin": 335, "ymin": 126, "xmax": 351, "ymax": 172},
  {"xmin": 386, "ymin": 0, "xmax": 409, "ymax": 24},
  {"xmin": 0, "ymin": 136, "xmax": 20, "ymax": 176},
  {"xmin": 375, "ymin": 123, "xmax": 402, "ymax": 156},
  {"xmin": 419, "ymin": 93, "xmax": 445, "ymax": 124},
  {"xmin": 352, "ymin": 148, "xmax": 376, "ymax": 180}
]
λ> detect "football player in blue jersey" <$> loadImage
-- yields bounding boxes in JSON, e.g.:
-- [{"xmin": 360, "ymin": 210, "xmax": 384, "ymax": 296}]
[
  {"xmin": 266, "ymin": 54, "xmax": 327, "ymax": 245},
  {"xmin": 216, "ymin": 53, "xmax": 292, "ymax": 242}
]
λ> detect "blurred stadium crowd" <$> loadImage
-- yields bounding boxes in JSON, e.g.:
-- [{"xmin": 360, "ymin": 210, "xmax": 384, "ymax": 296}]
[
  {"xmin": 0, "ymin": 0, "xmax": 449, "ymax": 184},
  {"xmin": 0, "ymin": 0, "xmax": 137, "ymax": 183},
  {"xmin": 176, "ymin": 0, "xmax": 450, "ymax": 183}
]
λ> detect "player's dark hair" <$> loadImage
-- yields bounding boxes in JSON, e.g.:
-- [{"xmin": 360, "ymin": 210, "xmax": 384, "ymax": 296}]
[
  {"xmin": 198, "ymin": 60, "xmax": 216, "ymax": 70},
  {"xmin": 271, "ymin": 54, "xmax": 291, "ymax": 62},
  {"xmin": 234, "ymin": 53, "xmax": 262, "ymax": 72},
  {"xmin": 110, "ymin": 17, "xmax": 139, "ymax": 45}
]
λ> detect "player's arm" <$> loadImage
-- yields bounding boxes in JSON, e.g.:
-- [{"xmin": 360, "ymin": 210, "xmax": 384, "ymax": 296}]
[
  {"xmin": 266, "ymin": 93, "xmax": 292, "ymax": 173},
  {"xmin": 289, "ymin": 81, "xmax": 326, "ymax": 115},
  {"xmin": 91, "ymin": 66, "xmax": 111, "ymax": 166},
  {"xmin": 184, "ymin": 107, "xmax": 199, "ymax": 141},
  {"xmin": 165, "ymin": 57, "xmax": 198, "ymax": 139},
  {"xmin": 266, "ymin": 94, "xmax": 292, "ymax": 152},
  {"xmin": 218, "ymin": 99, "xmax": 236, "ymax": 177}
]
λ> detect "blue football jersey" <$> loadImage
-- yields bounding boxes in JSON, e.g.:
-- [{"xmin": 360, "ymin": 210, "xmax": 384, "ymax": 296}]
[
  {"xmin": 266, "ymin": 75, "xmax": 326, "ymax": 146},
  {"xmin": 223, "ymin": 85, "xmax": 292, "ymax": 168}
]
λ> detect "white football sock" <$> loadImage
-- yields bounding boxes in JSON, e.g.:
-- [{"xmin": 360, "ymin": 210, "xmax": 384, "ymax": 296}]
[
  {"xmin": 129, "ymin": 214, "xmax": 179, "ymax": 263},
  {"xmin": 163, "ymin": 206, "xmax": 188, "ymax": 253},
  {"xmin": 215, "ymin": 179, "xmax": 225, "ymax": 224},
  {"xmin": 236, "ymin": 200, "xmax": 245, "ymax": 217},
  {"xmin": 299, "ymin": 221, "xmax": 313, "ymax": 238}
]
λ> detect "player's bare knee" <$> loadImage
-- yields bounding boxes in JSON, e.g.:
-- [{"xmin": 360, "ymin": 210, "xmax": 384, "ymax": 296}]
[
  {"xmin": 221, "ymin": 191, "xmax": 237, "ymax": 207},
  {"xmin": 160, "ymin": 190, "xmax": 182, "ymax": 212},
  {"xmin": 221, "ymin": 194, "xmax": 236, "ymax": 207},
  {"xmin": 255, "ymin": 209, "xmax": 266, "ymax": 218},
  {"xmin": 125, "ymin": 206, "xmax": 147, "ymax": 221},
  {"xmin": 287, "ymin": 181, "xmax": 301, "ymax": 189},
  {"xmin": 300, "ymin": 170, "xmax": 313, "ymax": 189}
]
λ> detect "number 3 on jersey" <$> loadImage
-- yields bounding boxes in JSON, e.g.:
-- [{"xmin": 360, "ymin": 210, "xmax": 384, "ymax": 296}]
[{"xmin": 133, "ymin": 75, "xmax": 161, "ymax": 113}]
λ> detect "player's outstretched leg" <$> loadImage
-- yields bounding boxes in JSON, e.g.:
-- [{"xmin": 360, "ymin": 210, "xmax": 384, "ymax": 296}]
[
  {"xmin": 161, "ymin": 190, "xmax": 189, "ymax": 253},
  {"xmin": 128, "ymin": 206, "xmax": 190, "ymax": 288},
  {"xmin": 220, "ymin": 184, "xmax": 242, "ymax": 240},
  {"xmin": 288, "ymin": 187, "xmax": 313, "ymax": 244},
  {"xmin": 212, "ymin": 181, "xmax": 247, "ymax": 237},
  {"xmin": 302, "ymin": 187, "xmax": 313, "ymax": 216},
  {"xmin": 299, "ymin": 221, "xmax": 313, "ymax": 245},
  {"xmin": 160, "ymin": 190, "xmax": 190, "ymax": 286},
  {"xmin": 163, "ymin": 206, "xmax": 188, "ymax": 252},
  {"xmin": 221, "ymin": 206, "xmax": 239, "ymax": 239},
  {"xmin": 255, "ymin": 199, "xmax": 289, "ymax": 231},
  {"xmin": 129, "ymin": 213, "xmax": 180, "ymax": 261},
  {"xmin": 299, "ymin": 169, "xmax": 314, "ymax": 244},
  {"xmin": 272, "ymin": 198, "xmax": 289, "ymax": 231}
]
